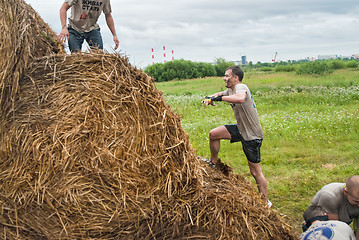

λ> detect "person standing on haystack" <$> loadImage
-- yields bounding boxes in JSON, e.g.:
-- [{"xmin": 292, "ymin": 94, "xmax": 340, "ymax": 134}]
[
  {"xmin": 58, "ymin": 0, "xmax": 119, "ymax": 52},
  {"xmin": 201, "ymin": 65, "xmax": 271, "ymax": 208}
]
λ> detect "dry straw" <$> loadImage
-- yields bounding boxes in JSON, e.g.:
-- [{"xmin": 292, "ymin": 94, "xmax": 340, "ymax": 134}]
[
  {"xmin": 0, "ymin": 0, "xmax": 296, "ymax": 239},
  {"xmin": 0, "ymin": 0, "xmax": 63, "ymax": 116}
]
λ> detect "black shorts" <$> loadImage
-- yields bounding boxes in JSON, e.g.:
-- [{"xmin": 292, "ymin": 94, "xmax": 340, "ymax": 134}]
[{"xmin": 224, "ymin": 124, "xmax": 262, "ymax": 163}]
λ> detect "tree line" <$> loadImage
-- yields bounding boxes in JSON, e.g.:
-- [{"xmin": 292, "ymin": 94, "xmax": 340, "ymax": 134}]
[{"xmin": 144, "ymin": 58, "xmax": 359, "ymax": 82}]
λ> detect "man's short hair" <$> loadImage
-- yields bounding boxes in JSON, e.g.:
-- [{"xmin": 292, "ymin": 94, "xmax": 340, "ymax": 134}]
[
  {"xmin": 227, "ymin": 66, "xmax": 244, "ymax": 82},
  {"xmin": 346, "ymin": 175, "xmax": 359, "ymax": 194}
]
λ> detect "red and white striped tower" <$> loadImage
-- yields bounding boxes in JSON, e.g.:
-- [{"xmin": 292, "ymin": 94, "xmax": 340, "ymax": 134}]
[
  {"xmin": 171, "ymin": 50, "xmax": 174, "ymax": 61},
  {"xmin": 163, "ymin": 46, "xmax": 167, "ymax": 63},
  {"xmin": 151, "ymin": 48, "xmax": 155, "ymax": 65}
]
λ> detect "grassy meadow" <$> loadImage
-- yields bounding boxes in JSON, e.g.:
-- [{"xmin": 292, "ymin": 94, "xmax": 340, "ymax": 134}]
[{"xmin": 155, "ymin": 68, "xmax": 359, "ymax": 235}]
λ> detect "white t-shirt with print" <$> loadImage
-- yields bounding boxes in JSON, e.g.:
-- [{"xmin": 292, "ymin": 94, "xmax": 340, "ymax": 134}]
[
  {"xmin": 66, "ymin": 0, "xmax": 112, "ymax": 33},
  {"xmin": 300, "ymin": 220, "xmax": 356, "ymax": 240}
]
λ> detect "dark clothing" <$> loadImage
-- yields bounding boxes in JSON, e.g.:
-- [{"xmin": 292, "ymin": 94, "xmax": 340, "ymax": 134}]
[{"xmin": 224, "ymin": 124, "xmax": 262, "ymax": 163}]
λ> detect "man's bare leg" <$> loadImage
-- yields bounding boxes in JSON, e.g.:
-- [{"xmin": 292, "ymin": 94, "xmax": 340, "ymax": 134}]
[
  {"xmin": 209, "ymin": 126, "xmax": 231, "ymax": 164},
  {"xmin": 248, "ymin": 161, "xmax": 268, "ymax": 203}
]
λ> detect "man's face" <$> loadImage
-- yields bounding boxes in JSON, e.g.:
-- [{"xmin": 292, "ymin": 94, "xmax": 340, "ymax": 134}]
[
  {"xmin": 345, "ymin": 189, "xmax": 359, "ymax": 207},
  {"xmin": 223, "ymin": 69, "xmax": 237, "ymax": 89}
]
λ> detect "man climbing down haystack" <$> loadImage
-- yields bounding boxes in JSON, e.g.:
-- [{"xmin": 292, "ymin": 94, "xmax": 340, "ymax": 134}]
[{"xmin": 202, "ymin": 65, "xmax": 271, "ymax": 208}]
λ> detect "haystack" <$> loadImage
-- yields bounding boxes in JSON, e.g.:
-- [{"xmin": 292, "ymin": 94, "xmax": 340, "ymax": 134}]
[
  {"xmin": 0, "ymin": 0, "xmax": 296, "ymax": 239},
  {"xmin": 0, "ymin": 0, "xmax": 63, "ymax": 115}
]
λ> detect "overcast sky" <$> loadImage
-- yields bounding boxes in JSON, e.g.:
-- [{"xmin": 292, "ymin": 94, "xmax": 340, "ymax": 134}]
[{"xmin": 26, "ymin": 0, "xmax": 359, "ymax": 68}]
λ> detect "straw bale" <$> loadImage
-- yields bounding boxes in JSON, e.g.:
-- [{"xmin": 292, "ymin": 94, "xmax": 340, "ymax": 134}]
[
  {"xmin": 0, "ymin": 0, "xmax": 63, "ymax": 115},
  {"xmin": 0, "ymin": 52, "xmax": 296, "ymax": 239}
]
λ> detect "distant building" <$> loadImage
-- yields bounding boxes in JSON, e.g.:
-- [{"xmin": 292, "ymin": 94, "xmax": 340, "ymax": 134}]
[
  {"xmin": 241, "ymin": 56, "xmax": 247, "ymax": 65},
  {"xmin": 317, "ymin": 54, "xmax": 359, "ymax": 60},
  {"xmin": 297, "ymin": 58, "xmax": 310, "ymax": 62},
  {"xmin": 317, "ymin": 55, "xmax": 338, "ymax": 60}
]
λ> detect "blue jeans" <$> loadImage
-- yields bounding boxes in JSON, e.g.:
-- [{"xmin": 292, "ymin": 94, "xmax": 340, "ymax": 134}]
[{"xmin": 68, "ymin": 27, "xmax": 103, "ymax": 52}]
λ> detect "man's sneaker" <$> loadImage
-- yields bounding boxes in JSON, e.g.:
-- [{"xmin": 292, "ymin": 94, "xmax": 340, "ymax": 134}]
[
  {"xmin": 202, "ymin": 158, "xmax": 216, "ymax": 168},
  {"xmin": 267, "ymin": 200, "xmax": 272, "ymax": 208}
]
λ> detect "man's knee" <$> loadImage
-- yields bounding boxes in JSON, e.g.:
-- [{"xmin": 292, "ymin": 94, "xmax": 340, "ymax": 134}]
[
  {"xmin": 209, "ymin": 126, "xmax": 230, "ymax": 140},
  {"xmin": 249, "ymin": 163, "xmax": 263, "ymax": 178},
  {"xmin": 209, "ymin": 129, "xmax": 217, "ymax": 140},
  {"xmin": 87, "ymin": 29, "xmax": 103, "ymax": 50}
]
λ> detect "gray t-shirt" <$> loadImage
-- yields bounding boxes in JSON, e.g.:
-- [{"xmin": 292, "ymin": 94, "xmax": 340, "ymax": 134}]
[
  {"xmin": 66, "ymin": 0, "xmax": 112, "ymax": 33},
  {"xmin": 304, "ymin": 183, "xmax": 359, "ymax": 223},
  {"xmin": 222, "ymin": 83, "xmax": 263, "ymax": 141},
  {"xmin": 300, "ymin": 220, "xmax": 356, "ymax": 240}
]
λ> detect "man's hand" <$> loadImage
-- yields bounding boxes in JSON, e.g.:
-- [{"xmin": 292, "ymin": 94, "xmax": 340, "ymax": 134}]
[
  {"xmin": 113, "ymin": 35, "xmax": 119, "ymax": 50},
  {"xmin": 58, "ymin": 26, "xmax": 69, "ymax": 43},
  {"xmin": 201, "ymin": 98, "xmax": 213, "ymax": 106},
  {"xmin": 59, "ymin": 3, "xmax": 70, "ymax": 43},
  {"xmin": 201, "ymin": 96, "xmax": 219, "ymax": 106}
]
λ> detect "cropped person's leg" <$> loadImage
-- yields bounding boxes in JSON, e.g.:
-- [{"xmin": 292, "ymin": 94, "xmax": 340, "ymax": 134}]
[
  {"xmin": 68, "ymin": 27, "xmax": 84, "ymax": 52},
  {"xmin": 86, "ymin": 28, "xmax": 103, "ymax": 50}
]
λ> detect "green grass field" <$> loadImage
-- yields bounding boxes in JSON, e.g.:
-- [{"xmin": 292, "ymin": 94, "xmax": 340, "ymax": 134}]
[{"xmin": 155, "ymin": 69, "xmax": 359, "ymax": 235}]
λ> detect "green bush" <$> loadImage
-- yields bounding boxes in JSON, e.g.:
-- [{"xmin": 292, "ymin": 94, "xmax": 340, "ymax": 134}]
[
  {"xmin": 145, "ymin": 58, "xmax": 358, "ymax": 82},
  {"xmin": 145, "ymin": 59, "xmax": 216, "ymax": 82},
  {"xmin": 346, "ymin": 60, "xmax": 359, "ymax": 68},
  {"xmin": 260, "ymin": 67, "xmax": 273, "ymax": 72},
  {"xmin": 274, "ymin": 65, "xmax": 296, "ymax": 72},
  {"xmin": 145, "ymin": 63, "xmax": 165, "ymax": 82},
  {"xmin": 327, "ymin": 60, "xmax": 346, "ymax": 70},
  {"xmin": 214, "ymin": 58, "xmax": 234, "ymax": 76},
  {"xmin": 197, "ymin": 62, "xmax": 217, "ymax": 78},
  {"xmin": 296, "ymin": 61, "xmax": 332, "ymax": 75}
]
